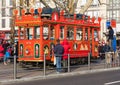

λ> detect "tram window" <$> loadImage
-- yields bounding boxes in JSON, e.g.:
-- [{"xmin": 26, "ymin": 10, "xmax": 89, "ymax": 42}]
[
  {"xmin": 67, "ymin": 26, "xmax": 74, "ymax": 40},
  {"xmin": 76, "ymin": 28, "xmax": 82, "ymax": 40},
  {"xmin": 60, "ymin": 26, "xmax": 64, "ymax": 39},
  {"xmin": 85, "ymin": 29, "xmax": 88, "ymax": 41},
  {"xmin": 43, "ymin": 25, "xmax": 49, "ymax": 40},
  {"xmin": 34, "ymin": 26, "xmax": 40, "ymax": 39},
  {"xmin": 50, "ymin": 26, "xmax": 55, "ymax": 40},
  {"xmin": 94, "ymin": 30, "xmax": 98, "ymax": 41},
  {"xmin": 26, "ymin": 28, "xmax": 33, "ymax": 40},
  {"xmin": 20, "ymin": 27, "xmax": 24, "ymax": 39}
]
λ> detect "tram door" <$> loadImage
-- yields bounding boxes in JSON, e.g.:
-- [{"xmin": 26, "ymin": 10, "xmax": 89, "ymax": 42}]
[{"xmin": 91, "ymin": 28, "xmax": 99, "ymax": 57}]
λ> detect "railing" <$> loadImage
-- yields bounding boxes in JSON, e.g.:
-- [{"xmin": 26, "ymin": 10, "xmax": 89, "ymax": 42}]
[{"xmin": 0, "ymin": 51, "xmax": 120, "ymax": 80}]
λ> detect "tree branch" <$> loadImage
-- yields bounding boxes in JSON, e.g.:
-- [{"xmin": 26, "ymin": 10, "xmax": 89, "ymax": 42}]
[
  {"xmin": 40, "ymin": 0, "xmax": 50, "ymax": 8},
  {"xmin": 52, "ymin": 0, "xmax": 69, "ymax": 13},
  {"xmin": 79, "ymin": 0, "xmax": 93, "ymax": 14}
]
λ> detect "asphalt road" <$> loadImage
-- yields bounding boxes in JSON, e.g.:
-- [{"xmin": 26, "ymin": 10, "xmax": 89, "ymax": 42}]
[{"xmin": 4, "ymin": 69, "xmax": 120, "ymax": 85}]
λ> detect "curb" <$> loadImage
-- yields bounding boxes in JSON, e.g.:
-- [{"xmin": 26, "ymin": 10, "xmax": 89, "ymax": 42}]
[{"xmin": 1, "ymin": 67, "xmax": 120, "ymax": 84}]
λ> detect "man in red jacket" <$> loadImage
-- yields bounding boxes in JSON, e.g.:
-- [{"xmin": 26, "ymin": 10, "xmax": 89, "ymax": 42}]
[{"xmin": 62, "ymin": 39, "xmax": 70, "ymax": 72}]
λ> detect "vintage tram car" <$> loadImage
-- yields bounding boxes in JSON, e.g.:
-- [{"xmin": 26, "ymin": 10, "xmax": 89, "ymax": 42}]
[{"xmin": 14, "ymin": 8, "xmax": 101, "ymax": 66}]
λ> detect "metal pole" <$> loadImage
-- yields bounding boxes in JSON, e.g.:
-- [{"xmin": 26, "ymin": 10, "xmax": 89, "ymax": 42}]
[
  {"xmin": 13, "ymin": 44, "xmax": 17, "ymax": 79},
  {"xmin": 88, "ymin": 53, "xmax": 90, "ymax": 69},
  {"xmin": 68, "ymin": 54, "xmax": 70, "ymax": 72},
  {"xmin": 26, "ymin": 0, "xmax": 29, "ymax": 13},
  {"xmin": 105, "ymin": 52, "xmax": 107, "ymax": 68},
  {"xmin": 43, "ymin": 54, "xmax": 46, "ymax": 76},
  {"xmin": 12, "ymin": 0, "xmax": 17, "ymax": 79},
  {"xmin": 112, "ymin": 0, "xmax": 113, "ymax": 19}
]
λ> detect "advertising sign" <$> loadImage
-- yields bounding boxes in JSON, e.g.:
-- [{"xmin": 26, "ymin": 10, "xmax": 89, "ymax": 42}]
[{"xmin": 106, "ymin": 21, "xmax": 110, "ymax": 28}]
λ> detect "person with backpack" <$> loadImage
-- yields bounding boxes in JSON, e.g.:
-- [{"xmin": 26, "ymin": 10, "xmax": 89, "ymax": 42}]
[{"xmin": 54, "ymin": 39, "xmax": 64, "ymax": 73}]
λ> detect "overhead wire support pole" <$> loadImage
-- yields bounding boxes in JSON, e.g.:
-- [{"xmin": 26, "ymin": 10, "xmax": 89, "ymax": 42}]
[
  {"xmin": 11, "ymin": 0, "xmax": 16, "ymax": 44},
  {"xmin": 12, "ymin": 0, "xmax": 17, "ymax": 79},
  {"xmin": 112, "ymin": 0, "xmax": 113, "ymax": 19}
]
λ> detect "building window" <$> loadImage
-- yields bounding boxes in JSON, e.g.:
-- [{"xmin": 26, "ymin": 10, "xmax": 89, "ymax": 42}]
[
  {"xmin": 2, "ymin": 0, "xmax": 6, "ymax": 7},
  {"xmin": 2, "ymin": 19, "xmax": 5, "ymax": 28},
  {"xmin": 9, "ymin": 8, "xmax": 13, "ymax": 17},
  {"xmin": 46, "ymin": 0, "xmax": 50, "ymax": 2},
  {"xmin": 81, "ymin": 0, "xmax": 87, "ymax": 5},
  {"xmin": 10, "ymin": 0, "xmax": 13, "ymax": 6},
  {"xmin": 2, "ymin": 8, "xmax": 6, "ymax": 17}
]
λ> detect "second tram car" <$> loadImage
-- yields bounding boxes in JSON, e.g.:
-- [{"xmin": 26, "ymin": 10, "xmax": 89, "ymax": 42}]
[{"xmin": 14, "ymin": 8, "xmax": 101, "ymax": 66}]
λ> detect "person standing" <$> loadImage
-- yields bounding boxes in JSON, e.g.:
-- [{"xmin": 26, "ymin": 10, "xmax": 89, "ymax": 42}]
[
  {"xmin": 54, "ymin": 39, "xmax": 64, "ymax": 73},
  {"xmin": 0, "ymin": 43, "xmax": 4, "ymax": 61},
  {"xmin": 104, "ymin": 41, "xmax": 111, "ymax": 68},
  {"xmin": 62, "ymin": 39, "xmax": 70, "ymax": 72},
  {"xmin": 107, "ymin": 26, "xmax": 114, "ymax": 51}
]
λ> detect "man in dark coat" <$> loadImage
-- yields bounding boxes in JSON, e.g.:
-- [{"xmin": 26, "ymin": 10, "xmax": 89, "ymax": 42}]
[
  {"xmin": 107, "ymin": 26, "xmax": 114, "ymax": 51},
  {"xmin": 54, "ymin": 39, "xmax": 64, "ymax": 73}
]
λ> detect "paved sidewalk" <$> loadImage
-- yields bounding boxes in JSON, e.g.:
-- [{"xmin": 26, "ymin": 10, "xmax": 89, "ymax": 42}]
[{"xmin": 0, "ymin": 61, "xmax": 120, "ymax": 85}]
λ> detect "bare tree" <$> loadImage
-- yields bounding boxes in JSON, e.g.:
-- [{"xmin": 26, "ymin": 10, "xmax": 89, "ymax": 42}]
[
  {"xmin": 40, "ymin": 0, "xmax": 93, "ymax": 14},
  {"xmin": 18, "ymin": 0, "xmax": 102, "ymax": 14}
]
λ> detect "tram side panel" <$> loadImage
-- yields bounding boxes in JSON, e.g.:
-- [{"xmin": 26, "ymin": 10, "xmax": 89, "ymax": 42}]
[
  {"xmin": 18, "ymin": 40, "xmax": 42, "ymax": 62},
  {"xmin": 68, "ymin": 40, "xmax": 90, "ymax": 58}
]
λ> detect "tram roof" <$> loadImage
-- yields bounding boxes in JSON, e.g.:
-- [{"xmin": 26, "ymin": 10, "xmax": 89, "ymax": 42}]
[{"xmin": 14, "ymin": 8, "xmax": 101, "ymax": 28}]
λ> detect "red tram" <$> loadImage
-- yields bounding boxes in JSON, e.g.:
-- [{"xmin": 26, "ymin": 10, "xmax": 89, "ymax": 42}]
[{"xmin": 14, "ymin": 8, "xmax": 101, "ymax": 65}]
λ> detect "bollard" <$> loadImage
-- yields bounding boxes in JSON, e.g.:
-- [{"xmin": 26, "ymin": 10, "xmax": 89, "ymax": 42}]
[
  {"xmin": 68, "ymin": 54, "xmax": 70, "ymax": 72},
  {"xmin": 88, "ymin": 53, "xmax": 91, "ymax": 70},
  {"xmin": 43, "ymin": 54, "xmax": 46, "ymax": 77},
  {"xmin": 105, "ymin": 52, "xmax": 107, "ymax": 68},
  {"xmin": 13, "ymin": 45, "xmax": 17, "ymax": 79}
]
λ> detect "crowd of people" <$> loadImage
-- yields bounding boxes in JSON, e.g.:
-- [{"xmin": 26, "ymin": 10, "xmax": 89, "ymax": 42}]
[
  {"xmin": 0, "ymin": 39, "xmax": 18, "ymax": 65},
  {"xmin": 99, "ymin": 26, "xmax": 118, "ymax": 67}
]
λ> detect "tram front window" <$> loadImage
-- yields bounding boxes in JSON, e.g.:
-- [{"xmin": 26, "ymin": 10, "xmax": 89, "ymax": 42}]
[
  {"xmin": 34, "ymin": 26, "xmax": 40, "ymax": 39},
  {"xmin": 20, "ymin": 27, "xmax": 24, "ymax": 39},
  {"xmin": 26, "ymin": 28, "xmax": 33, "ymax": 40},
  {"xmin": 43, "ymin": 25, "xmax": 49, "ymax": 40}
]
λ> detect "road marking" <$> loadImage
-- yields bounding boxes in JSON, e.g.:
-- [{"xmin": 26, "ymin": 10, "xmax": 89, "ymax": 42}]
[{"xmin": 105, "ymin": 80, "xmax": 120, "ymax": 85}]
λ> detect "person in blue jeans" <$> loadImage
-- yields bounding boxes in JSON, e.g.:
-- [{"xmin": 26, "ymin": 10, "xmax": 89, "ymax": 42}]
[{"xmin": 54, "ymin": 39, "xmax": 64, "ymax": 73}]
